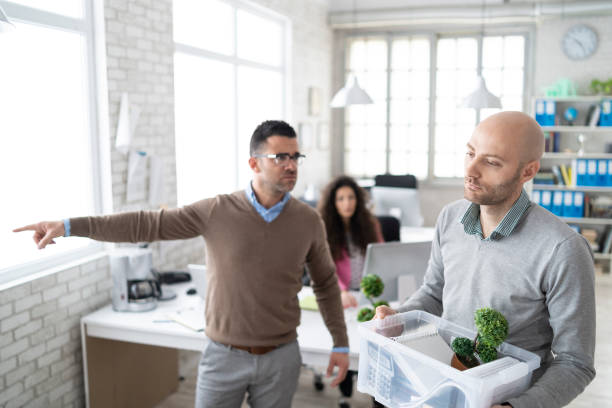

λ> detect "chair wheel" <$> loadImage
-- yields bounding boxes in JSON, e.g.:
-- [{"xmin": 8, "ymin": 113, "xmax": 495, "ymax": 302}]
[{"xmin": 313, "ymin": 374, "xmax": 324, "ymax": 391}]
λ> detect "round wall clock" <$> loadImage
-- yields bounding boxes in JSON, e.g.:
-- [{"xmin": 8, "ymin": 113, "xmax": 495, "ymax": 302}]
[{"xmin": 562, "ymin": 24, "xmax": 598, "ymax": 60}]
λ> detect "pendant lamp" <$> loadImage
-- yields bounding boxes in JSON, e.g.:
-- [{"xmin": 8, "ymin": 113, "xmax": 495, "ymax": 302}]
[
  {"xmin": 0, "ymin": 5, "xmax": 15, "ymax": 33},
  {"xmin": 461, "ymin": 0, "xmax": 501, "ymax": 109},
  {"xmin": 462, "ymin": 76, "xmax": 502, "ymax": 109},
  {"xmin": 330, "ymin": 74, "xmax": 373, "ymax": 108},
  {"xmin": 330, "ymin": 0, "xmax": 373, "ymax": 108}
]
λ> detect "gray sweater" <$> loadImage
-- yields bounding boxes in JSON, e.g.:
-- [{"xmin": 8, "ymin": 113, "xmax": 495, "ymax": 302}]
[{"xmin": 398, "ymin": 199, "xmax": 596, "ymax": 408}]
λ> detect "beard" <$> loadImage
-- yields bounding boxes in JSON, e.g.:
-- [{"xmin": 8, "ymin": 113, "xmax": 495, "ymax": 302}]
[{"xmin": 464, "ymin": 169, "xmax": 522, "ymax": 206}]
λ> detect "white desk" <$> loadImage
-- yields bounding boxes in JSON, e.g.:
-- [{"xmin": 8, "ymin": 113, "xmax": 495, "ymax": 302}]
[
  {"xmin": 401, "ymin": 226, "xmax": 435, "ymax": 243},
  {"xmin": 81, "ymin": 284, "xmax": 362, "ymax": 408}
]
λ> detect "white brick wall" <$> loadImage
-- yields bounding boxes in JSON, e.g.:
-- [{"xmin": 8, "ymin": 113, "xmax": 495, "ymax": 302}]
[
  {"xmin": 0, "ymin": 0, "xmax": 333, "ymax": 406},
  {"xmin": 0, "ymin": 259, "xmax": 110, "ymax": 407}
]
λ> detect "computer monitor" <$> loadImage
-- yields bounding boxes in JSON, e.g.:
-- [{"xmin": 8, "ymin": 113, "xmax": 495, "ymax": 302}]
[
  {"xmin": 370, "ymin": 186, "xmax": 424, "ymax": 227},
  {"xmin": 359, "ymin": 241, "xmax": 432, "ymax": 305}
]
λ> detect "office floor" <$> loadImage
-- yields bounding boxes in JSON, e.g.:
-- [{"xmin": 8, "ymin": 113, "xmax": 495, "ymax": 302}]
[{"xmin": 156, "ymin": 271, "xmax": 612, "ymax": 408}]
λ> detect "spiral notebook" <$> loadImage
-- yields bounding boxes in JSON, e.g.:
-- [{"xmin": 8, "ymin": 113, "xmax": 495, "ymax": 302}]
[{"xmin": 392, "ymin": 324, "xmax": 453, "ymax": 365}]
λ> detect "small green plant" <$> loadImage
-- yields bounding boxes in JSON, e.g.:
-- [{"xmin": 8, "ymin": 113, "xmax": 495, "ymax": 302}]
[
  {"xmin": 451, "ymin": 307, "xmax": 508, "ymax": 366},
  {"xmin": 356, "ymin": 274, "xmax": 387, "ymax": 322},
  {"xmin": 590, "ymin": 78, "xmax": 612, "ymax": 95}
]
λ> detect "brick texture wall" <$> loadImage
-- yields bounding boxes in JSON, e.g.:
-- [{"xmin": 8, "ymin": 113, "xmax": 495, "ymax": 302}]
[{"xmin": 0, "ymin": 0, "xmax": 332, "ymax": 406}]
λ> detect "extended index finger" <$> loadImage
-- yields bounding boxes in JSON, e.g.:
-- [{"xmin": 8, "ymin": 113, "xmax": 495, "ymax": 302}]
[{"xmin": 13, "ymin": 224, "xmax": 37, "ymax": 233}]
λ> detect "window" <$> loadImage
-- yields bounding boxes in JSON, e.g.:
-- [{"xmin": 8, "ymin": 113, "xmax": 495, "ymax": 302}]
[
  {"xmin": 173, "ymin": 0, "xmax": 288, "ymax": 206},
  {"xmin": 343, "ymin": 32, "xmax": 526, "ymax": 180},
  {"xmin": 0, "ymin": 0, "xmax": 102, "ymax": 283}
]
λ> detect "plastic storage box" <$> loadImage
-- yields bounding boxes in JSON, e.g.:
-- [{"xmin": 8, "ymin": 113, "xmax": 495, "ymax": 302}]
[{"xmin": 357, "ymin": 311, "xmax": 540, "ymax": 408}]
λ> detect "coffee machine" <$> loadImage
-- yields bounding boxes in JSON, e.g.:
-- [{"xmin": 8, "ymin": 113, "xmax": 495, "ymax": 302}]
[{"xmin": 110, "ymin": 248, "xmax": 160, "ymax": 312}]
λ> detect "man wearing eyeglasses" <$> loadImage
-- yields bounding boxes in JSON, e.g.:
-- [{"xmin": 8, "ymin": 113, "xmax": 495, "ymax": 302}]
[{"xmin": 14, "ymin": 120, "xmax": 349, "ymax": 408}]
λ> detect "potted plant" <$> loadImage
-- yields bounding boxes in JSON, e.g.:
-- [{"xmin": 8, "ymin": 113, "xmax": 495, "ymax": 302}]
[
  {"xmin": 356, "ymin": 274, "xmax": 389, "ymax": 322},
  {"xmin": 450, "ymin": 307, "xmax": 509, "ymax": 371}
]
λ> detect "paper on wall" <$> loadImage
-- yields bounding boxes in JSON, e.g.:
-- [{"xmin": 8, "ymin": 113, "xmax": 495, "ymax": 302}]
[
  {"xmin": 149, "ymin": 155, "xmax": 166, "ymax": 206},
  {"xmin": 115, "ymin": 92, "xmax": 141, "ymax": 154},
  {"xmin": 127, "ymin": 151, "xmax": 147, "ymax": 202}
]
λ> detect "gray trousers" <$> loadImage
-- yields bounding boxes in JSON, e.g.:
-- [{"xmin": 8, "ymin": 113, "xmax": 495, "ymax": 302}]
[{"xmin": 194, "ymin": 339, "xmax": 302, "ymax": 408}]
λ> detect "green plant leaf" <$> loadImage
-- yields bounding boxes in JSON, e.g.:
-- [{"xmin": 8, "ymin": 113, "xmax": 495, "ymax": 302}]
[
  {"xmin": 474, "ymin": 307, "xmax": 508, "ymax": 348},
  {"xmin": 360, "ymin": 274, "xmax": 384, "ymax": 298},
  {"xmin": 357, "ymin": 307, "xmax": 375, "ymax": 322}
]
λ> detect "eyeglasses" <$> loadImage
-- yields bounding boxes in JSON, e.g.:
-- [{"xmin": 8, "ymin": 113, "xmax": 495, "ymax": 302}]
[{"xmin": 253, "ymin": 153, "xmax": 306, "ymax": 166}]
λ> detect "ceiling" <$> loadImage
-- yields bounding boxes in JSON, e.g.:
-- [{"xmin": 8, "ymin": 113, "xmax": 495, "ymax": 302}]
[{"xmin": 327, "ymin": 0, "xmax": 612, "ymax": 28}]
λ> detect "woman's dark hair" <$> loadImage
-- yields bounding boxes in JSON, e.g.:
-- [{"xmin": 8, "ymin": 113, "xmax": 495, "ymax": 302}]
[
  {"xmin": 250, "ymin": 120, "xmax": 297, "ymax": 156},
  {"xmin": 317, "ymin": 175, "xmax": 379, "ymax": 261}
]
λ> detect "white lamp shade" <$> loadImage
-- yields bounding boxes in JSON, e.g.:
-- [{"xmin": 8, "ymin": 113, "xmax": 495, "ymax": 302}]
[
  {"xmin": 461, "ymin": 76, "xmax": 501, "ymax": 109},
  {"xmin": 330, "ymin": 75, "xmax": 373, "ymax": 108},
  {"xmin": 0, "ymin": 5, "xmax": 15, "ymax": 33}
]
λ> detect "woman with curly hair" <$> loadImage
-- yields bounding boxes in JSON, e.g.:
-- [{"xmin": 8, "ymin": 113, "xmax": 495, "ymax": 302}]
[{"xmin": 318, "ymin": 175, "xmax": 383, "ymax": 309}]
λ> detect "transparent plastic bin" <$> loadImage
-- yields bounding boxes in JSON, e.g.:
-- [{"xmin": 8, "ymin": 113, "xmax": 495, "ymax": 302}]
[{"xmin": 357, "ymin": 311, "xmax": 540, "ymax": 408}]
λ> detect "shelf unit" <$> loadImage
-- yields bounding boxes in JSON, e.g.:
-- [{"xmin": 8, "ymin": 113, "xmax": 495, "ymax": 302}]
[{"xmin": 532, "ymin": 96, "xmax": 612, "ymax": 271}]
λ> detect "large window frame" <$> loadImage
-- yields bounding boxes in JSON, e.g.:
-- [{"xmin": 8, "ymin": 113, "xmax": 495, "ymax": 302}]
[
  {"xmin": 0, "ymin": 0, "xmax": 108, "ymax": 287},
  {"xmin": 173, "ymin": 0, "xmax": 291, "ymax": 206},
  {"xmin": 341, "ymin": 27, "xmax": 531, "ymax": 183}
]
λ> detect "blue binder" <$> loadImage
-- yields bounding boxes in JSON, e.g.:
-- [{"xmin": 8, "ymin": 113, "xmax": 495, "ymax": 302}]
[
  {"xmin": 575, "ymin": 159, "xmax": 587, "ymax": 186},
  {"xmin": 608, "ymin": 159, "xmax": 612, "ymax": 186},
  {"xmin": 587, "ymin": 160, "xmax": 597, "ymax": 186},
  {"xmin": 600, "ymin": 99, "xmax": 612, "ymax": 126},
  {"xmin": 552, "ymin": 191, "xmax": 563, "ymax": 216},
  {"xmin": 572, "ymin": 192, "xmax": 585, "ymax": 218},
  {"xmin": 541, "ymin": 190, "xmax": 552, "ymax": 212},
  {"xmin": 597, "ymin": 159, "xmax": 608, "ymax": 186},
  {"xmin": 562, "ymin": 191, "xmax": 574, "ymax": 217},
  {"xmin": 545, "ymin": 100, "xmax": 556, "ymax": 126},
  {"xmin": 535, "ymin": 99, "xmax": 547, "ymax": 126}
]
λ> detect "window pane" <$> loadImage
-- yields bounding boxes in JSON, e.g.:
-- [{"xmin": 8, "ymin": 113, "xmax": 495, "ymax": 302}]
[
  {"xmin": 237, "ymin": 66, "xmax": 283, "ymax": 185},
  {"xmin": 348, "ymin": 40, "xmax": 366, "ymax": 71},
  {"xmin": 390, "ymin": 152, "xmax": 409, "ymax": 174},
  {"xmin": 173, "ymin": 0, "xmax": 233, "ymax": 55},
  {"xmin": 7, "ymin": 0, "xmax": 83, "ymax": 18},
  {"xmin": 174, "ymin": 53, "xmax": 236, "ymax": 205},
  {"xmin": 390, "ymin": 125, "xmax": 409, "ymax": 151},
  {"xmin": 502, "ymin": 68, "xmax": 524, "ymax": 96},
  {"xmin": 437, "ymin": 39, "xmax": 456, "ymax": 69},
  {"xmin": 483, "ymin": 36, "xmax": 503, "ymax": 69},
  {"xmin": 345, "ymin": 124, "xmax": 366, "ymax": 151},
  {"xmin": 237, "ymin": 9, "xmax": 282, "ymax": 66},
  {"xmin": 365, "ymin": 152, "xmax": 386, "ymax": 175},
  {"xmin": 504, "ymin": 36, "xmax": 525, "ymax": 68},
  {"xmin": 365, "ymin": 126, "xmax": 387, "ymax": 152},
  {"xmin": 366, "ymin": 40, "xmax": 387, "ymax": 71},
  {"xmin": 391, "ymin": 40, "xmax": 411, "ymax": 70},
  {"xmin": 0, "ymin": 22, "xmax": 93, "ymax": 271},
  {"xmin": 411, "ymin": 39, "xmax": 430, "ymax": 70},
  {"xmin": 456, "ymin": 38, "xmax": 477, "ymax": 69},
  {"xmin": 345, "ymin": 151, "xmax": 365, "ymax": 176},
  {"xmin": 409, "ymin": 125, "xmax": 429, "ymax": 153}
]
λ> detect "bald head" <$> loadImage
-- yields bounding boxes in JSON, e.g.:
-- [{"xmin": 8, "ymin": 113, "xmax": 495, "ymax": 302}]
[{"xmin": 476, "ymin": 111, "xmax": 544, "ymax": 164}]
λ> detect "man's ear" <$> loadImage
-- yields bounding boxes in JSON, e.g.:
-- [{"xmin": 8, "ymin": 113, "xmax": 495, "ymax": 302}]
[
  {"xmin": 521, "ymin": 160, "xmax": 540, "ymax": 183},
  {"xmin": 249, "ymin": 156, "xmax": 260, "ymax": 173}
]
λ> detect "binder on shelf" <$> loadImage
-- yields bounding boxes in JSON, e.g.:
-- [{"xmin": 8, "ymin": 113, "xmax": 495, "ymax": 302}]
[
  {"xmin": 546, "ymin": 100, "xmax": 556, "ymax": 126},
  {"xmin": 535, "ymin": 99, "xmax": 547, "ymax": 126},
  {"xmin": 552, "ymin": 132, "xmax": 560, "ymax": 153},
  {"xmin": 559, "ymin": 164, "xmax": 571, "ymax": 186},
  {"xmin": 552, "ymin": 190, "xmax": 563, "ymax": 216},
  {"xmin": 532, "ymin": 190, "xmax": 541, "ymax": 206},
  {"xmin": 601, "ymin": 227, "xmax": 612, "ymax": 254},
  {"xmin": 585, "ymin": 104, "xmax": 601, "ymax": 127},
  {"xmin": 600, "ymin": 99, "xmax": 612, "ymax": 126},
  {"xmin": 575, "ymin": 159, "xmax": 587, "ymax": 186},
  {"xmin": 573, "ymin": 191, "xmax": 585, "ymax": 218},
  {"xmin": 562, "ymin": 191, "xmax": 574, "ymax": 217},
  {"xmin": 597, "ymin": 159, "xmax": 608, "ymax": 186},
  {"xmin": 608, "ymin": 159, "xmax": 612, "ymax": 186},
  {"xmin": 587, "ymin": 159, "xmax": 598, "ymax": 186},
  {"xmin": 551, "ymin": 165, "xmax": 564, "ymax": 185},
  {"xmin": 541, "ymin": 190, "xmax": 552, "ymax": 212}
]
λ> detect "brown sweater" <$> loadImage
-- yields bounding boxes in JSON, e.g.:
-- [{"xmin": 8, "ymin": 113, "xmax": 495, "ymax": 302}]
[{"xmin": 71, "ymin": 191, "xmax": 348, "ymax": 348}]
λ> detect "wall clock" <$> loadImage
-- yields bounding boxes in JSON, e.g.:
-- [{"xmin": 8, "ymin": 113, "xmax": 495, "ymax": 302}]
[{"xmin": 562, "ymin": 24, "xmax": 598, "ymax": 60}]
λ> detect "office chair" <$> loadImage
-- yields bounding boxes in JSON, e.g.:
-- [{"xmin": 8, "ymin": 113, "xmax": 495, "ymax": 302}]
[
  {"xmin": 374, "ymin": 173, "xmax": 417, "ymax": 189},
  {"xmin": 376, "ymin": 215, "xmax": 400, "ymax": 242}
]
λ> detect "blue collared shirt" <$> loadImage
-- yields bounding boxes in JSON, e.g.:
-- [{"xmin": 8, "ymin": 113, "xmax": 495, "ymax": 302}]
[
  {"xmin": 245, "ymin": 182, "xmax": 290, "ymax": 223},
  {"xmin": 460, "ymin": 189, "xmax": 532, "ymax": 241}
]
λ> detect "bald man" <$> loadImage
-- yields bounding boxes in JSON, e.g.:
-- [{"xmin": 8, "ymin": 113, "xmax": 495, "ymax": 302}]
[{"xmin": 377, "ymin": 111, "xmax": 595, "ymax": 408}]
